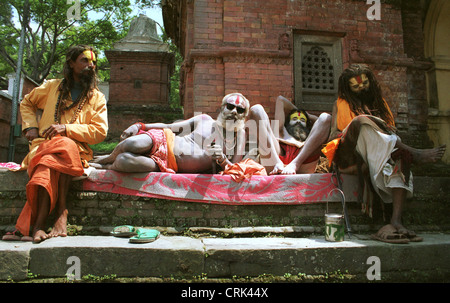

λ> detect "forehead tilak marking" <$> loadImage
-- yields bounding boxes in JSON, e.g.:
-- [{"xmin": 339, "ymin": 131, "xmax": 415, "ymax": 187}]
[
  {"xmin": 290, "ymin": 111, "xmax": 307, "ymax": 121},
  {"xmin": 83, "ymin": 49, "xmax": 96, "ymax": 62},
  {"xmin": 227, "ymin": 95, "xmax": 246, "ymax": 109},
  {"xmin": 227, "ymin": 95, "xmax": 240, "ymax": 106}
]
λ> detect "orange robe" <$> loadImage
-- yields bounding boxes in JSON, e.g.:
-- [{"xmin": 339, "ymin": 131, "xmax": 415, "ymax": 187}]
[
  {"xmin": 15, "ymin": 137, "xmax": 84, "ymax": 236},
  {"xmin": 15, "ymin": 79, "xmax": 108, "ymax": 236},
  {"xmin": 20, "ymin": 79, "xmax": 108, "ymax": 169},
  {"xmin": 322, "ymin": 97, "xmax": 394, "ymax": 163}
]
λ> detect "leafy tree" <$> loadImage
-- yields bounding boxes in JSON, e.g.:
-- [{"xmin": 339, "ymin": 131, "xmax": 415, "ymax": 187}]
[{"xmin": 0, "ymin": 0, "xmax": 159, "ymax": 84}]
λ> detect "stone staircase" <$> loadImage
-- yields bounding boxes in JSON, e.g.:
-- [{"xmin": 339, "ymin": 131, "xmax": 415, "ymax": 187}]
[
  {"xmin": 1, "ymin": 166, "xmax": 450, "ymax": 283},
  {"xmin": 1, "ymin": 167, "xmax": 449, "ymax": 235}
]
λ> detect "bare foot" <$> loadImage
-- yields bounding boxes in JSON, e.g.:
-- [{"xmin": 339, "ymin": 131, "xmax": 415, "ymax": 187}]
[
  {"xmin": 390, "ymin": 222, "xmax": 422, "ymax": 241},
  {"xmin": 411, "ymin": 145, "xmax": 446, "ymax": 164},
  {"xmin": 91, "ymin": 154, "xmax": 112, "ymax": 165},
  {"xmin": 33, "ymin": 229, "xmax": 50, "ymax": 243},
  {"xmin": 49, "ymin": 209, "xmax": 68, "ymax": 238}
]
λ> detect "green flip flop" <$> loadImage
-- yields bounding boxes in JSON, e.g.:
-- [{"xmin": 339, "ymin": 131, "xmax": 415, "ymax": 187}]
[
  {"xmin": 129, "ymin": 228, "xmax": 160, "ymax": 244},
  {"xmin": 110, "ymin": 225, "xmax": 138, "ymax": 238}
]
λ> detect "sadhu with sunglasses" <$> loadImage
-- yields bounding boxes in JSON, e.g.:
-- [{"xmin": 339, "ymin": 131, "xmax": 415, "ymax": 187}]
[{"xmin": 91, "ymin": 93, "xmax": 250, "ymax": 174}]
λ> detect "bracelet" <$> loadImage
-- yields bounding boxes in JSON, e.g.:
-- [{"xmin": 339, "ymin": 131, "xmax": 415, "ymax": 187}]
[
  {"xmin": 216, "ymin": 157, "xmax": 227, "ymax": 166},
  {"xmin": 135, "ymin": 122, "xmax": 145, "ymax": 131}
]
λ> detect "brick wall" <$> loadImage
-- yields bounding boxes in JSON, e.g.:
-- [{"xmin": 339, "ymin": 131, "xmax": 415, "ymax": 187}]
[
  {"xmin": 0, "ymin": 77, "xmax": 37, "ymax": 163},
  {"xmin": 165, "ymin": 0, "xmax": 430, "ymax": 137},
  {"xmin": 104, "ymin": 50, "xmax": 180, "ymax": 140},
  {"xmin": 400, "ymin": 0, "xmax": 434, "ymax": 147},
  {"xmin": 106, "ymin": 51, "xmax": 174, "ymax": 106},
  {"xmin": 0, "ymin": 94, "xmax": 12, "ymax": 161}
]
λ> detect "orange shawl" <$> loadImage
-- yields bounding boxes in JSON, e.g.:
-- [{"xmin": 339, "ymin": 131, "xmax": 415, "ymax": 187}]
[
  {"xmin": 15, "ymin": 136, "xmax": 84, "ymax": 236},
  {"xmin": 322, "ymin": 97, "xmax": 395, "ymax": 163}
]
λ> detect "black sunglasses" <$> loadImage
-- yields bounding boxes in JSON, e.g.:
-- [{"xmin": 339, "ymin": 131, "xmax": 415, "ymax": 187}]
[{"xmin": 226, "ymin": 103, "xmax": 246, "ymax": 114}]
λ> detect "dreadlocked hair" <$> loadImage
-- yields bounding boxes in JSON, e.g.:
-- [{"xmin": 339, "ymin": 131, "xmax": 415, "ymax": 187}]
[
  {"xmin": 338, "ymin": 64, "xmax": 394, "ymax": 126},
  {"xmin": 59, "ymin": 44, "xmax": 99, "ymax": 101}
]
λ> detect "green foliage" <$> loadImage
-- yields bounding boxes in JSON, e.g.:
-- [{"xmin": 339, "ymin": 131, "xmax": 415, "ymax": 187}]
[
  {"xmin": 161, "ymin": 28, "xmax": 182, "ymax": 109},
  {"xmin": 0, "ymin": 0, "xmax": 183, "ymax": 109},
  {"xmin": 89, "ymin": 141, "xmax": 118, "ymax": 154},
  {"xmin": 0, "ymin": 0, "xmax": 159, "ymax": 84}
]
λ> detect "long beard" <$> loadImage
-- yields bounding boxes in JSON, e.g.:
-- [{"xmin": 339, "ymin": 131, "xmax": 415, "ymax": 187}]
[
  {"xmin": 79, "ymin": 68, "xmax": 96, "ymax": 90},
  {"xmin": 216, "ymin": 112, "xmax": 245, "ymax": 132},
  {"xmin": 286, "ymin": 122, "xmax": 310, "ymax": 142},
  {"xmin": 351, "ymin": 89, "xmax": 374, "ymax": 108}
]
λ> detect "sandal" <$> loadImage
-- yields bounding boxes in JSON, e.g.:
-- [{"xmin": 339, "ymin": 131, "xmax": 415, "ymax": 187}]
[
  {"xmin": 129, "ymin": 229, "xmax": 160, "ymax": 244},
  {"xmin": 2, "ymin": 230, "xmax": 33, "ymax": 242},
  {"xmin": 370, "ymin": 224, "xmax": 410, "ymax": 244},
  {"xmin": 110, "ymin": 225, "xmax": 138, "ymax": 238},
  {"xmin": 397, "ymin": 227, "xmax": 424, "ymax": 243}
]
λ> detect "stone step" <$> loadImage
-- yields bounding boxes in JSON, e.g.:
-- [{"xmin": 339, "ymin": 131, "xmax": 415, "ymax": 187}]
[{"xmin": 1, "ymin": 233, "xmax": 449, "ymax": 283}]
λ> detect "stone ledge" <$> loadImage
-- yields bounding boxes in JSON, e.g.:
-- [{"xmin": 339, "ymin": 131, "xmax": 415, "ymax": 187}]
[
  {"xmin": 1, "ymin": 233, "xmax": 449, "ymax": 282},
  {"xmin": 1, "ymin": 170, "xmax": 449, "ymax": 232}
]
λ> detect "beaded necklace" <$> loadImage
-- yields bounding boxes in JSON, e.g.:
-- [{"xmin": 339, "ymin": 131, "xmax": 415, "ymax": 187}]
[
  {"xmin": 54, "ymin": 85, "xmax": 89, "ymax": 124},
  {"xmin": 213, "ymin": 122, "xmax": 238, "ymax": 160}
]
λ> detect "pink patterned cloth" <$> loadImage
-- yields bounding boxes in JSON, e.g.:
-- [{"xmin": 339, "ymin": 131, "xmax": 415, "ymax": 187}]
[
  {"xmin": 83, "ymin": 170, "xmax": 359, "ymax": 205},
  {"xmin": 0, "ymin": 162, "xmax": 22, "ymax": 171}
]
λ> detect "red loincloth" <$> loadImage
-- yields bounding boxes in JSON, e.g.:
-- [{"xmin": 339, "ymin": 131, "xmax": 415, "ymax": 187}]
[{"xmin": 279, "ymin": 142, "xmax": 320, "ymax": 165}]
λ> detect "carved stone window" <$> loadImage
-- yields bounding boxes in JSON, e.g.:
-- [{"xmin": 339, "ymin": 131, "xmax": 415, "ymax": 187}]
[{"xmin": 294, "ymin": 34, "xmax": 343, "ymax": 111}]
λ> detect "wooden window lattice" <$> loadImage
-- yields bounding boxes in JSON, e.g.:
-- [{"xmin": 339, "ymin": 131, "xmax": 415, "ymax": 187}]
[{"xmin": 301, "ymin": 46, "xmax": 334, "ymax": 91}]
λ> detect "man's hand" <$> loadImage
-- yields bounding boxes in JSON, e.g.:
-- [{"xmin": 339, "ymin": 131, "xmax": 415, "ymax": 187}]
[
  {"xmin": 25, "ymin": 128, "xmax": 39, "ymax": 143},
  {"xmin": 206, "ymin": 144, "xmax": 225, "ymax": 161},
  {"xmin": 120, "ymin": 124, "xmax": 140, "ymax": 141},
  {"xmin": 42, "ymin": 124, "xmax": 66, "ymax": 140}
]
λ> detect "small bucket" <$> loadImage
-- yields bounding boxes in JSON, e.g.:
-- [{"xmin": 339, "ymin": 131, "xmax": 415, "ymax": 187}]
[{"xmin": 325, "ymin": 188, "xmax": 346, "ymax": 242}]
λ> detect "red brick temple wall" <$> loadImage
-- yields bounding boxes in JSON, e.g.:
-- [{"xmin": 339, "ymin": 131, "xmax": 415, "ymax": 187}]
[{"xmin": 164, "ymin": 0, "xmax": 433, "ymax": 144}]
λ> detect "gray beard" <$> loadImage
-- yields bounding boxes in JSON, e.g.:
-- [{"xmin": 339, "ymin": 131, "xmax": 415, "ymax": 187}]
[
  {"xmin": 216, "ymin": 112, "xmax": 245, "ymax": 132},
  {"xmin": 285, "ymin": 122, "xmax": 309, "ymax": 142}
]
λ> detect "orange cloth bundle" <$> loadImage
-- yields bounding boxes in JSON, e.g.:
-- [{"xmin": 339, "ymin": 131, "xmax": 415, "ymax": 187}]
[
  {"xmin": 321, "ymin": 138, "xmax": 341, "ymax": 164},
  {"xmin": 222, "ymin": 158, "xmax": 267, "ymax": 182}
]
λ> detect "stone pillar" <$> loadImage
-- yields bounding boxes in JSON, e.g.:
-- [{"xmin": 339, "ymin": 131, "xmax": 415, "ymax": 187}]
[{"xmin": 105, "ymin": 14, "xmax": 179, "ymax": 139}]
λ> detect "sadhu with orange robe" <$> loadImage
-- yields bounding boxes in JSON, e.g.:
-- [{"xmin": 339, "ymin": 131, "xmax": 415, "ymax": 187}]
[
  {"xmin": 322, "ymin": 64, "xmax": 445, "ymax": 244},
  {"xmin": 2, "ymin": 45, "xmax": 108, "ymax": 243}
]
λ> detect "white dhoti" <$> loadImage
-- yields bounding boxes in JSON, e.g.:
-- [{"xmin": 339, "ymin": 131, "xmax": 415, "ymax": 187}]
[{"xmin": 355, "ymin": 124, "xmax": 413, "ymax": 204}]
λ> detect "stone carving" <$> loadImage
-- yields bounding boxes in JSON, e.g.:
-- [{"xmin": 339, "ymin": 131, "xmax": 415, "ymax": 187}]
[{"xmin": 279, "ymin": 33, "xmax": 291, "ymax": 51}]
